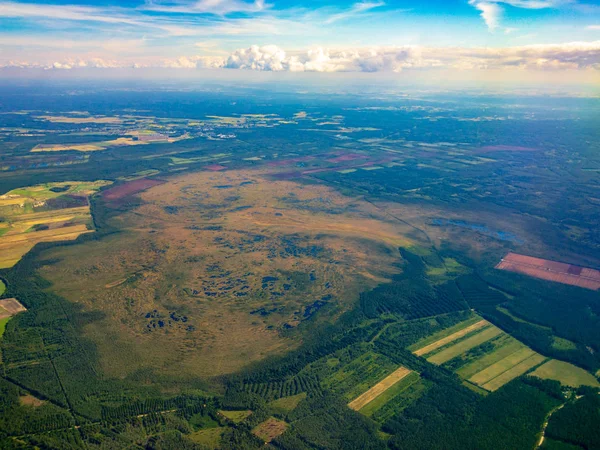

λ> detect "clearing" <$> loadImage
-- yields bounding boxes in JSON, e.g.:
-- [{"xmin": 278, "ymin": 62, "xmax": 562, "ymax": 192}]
[{"xmin": 252, "ymin": 417, "xmax": 288, "ymax": 443}]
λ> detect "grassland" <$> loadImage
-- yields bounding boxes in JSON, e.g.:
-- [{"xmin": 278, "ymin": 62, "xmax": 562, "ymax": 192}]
[
  {"xmin": 0, "ymin": 279, "xmax": 5, "ymax": 296},
  {"xmin": 0, "ymin": 181, "xmax": 110, "ymax": 268},
  {"xmin": 531, "ymin": 360, "xmax": 600, "ymax": 388},
  {"xmin": 0, "ymin": 316, "xmax": 10, "ymax": 338},
  {"xmin": 269, "ymin": 393, "xmax": 306, "ymax": 412},
  {"xmin": 189, "ymin": 427, "xmax": 224, "ymax": 448},
  {"xmin": 37, "ymin": 169, "xmax": 415, "ymax": 380},
  {"xmin": 354, "ymin": 370, "xmax": 419, "ymax": 416},
  {"xmin": 219, "ymin": 410, "xmax": 252, "ymax": 423}
]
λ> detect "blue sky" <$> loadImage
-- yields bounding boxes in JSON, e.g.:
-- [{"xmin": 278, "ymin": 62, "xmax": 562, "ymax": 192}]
[{"xmin": 0, "ymin": 0, "xmax": 599, "ymax": 74}]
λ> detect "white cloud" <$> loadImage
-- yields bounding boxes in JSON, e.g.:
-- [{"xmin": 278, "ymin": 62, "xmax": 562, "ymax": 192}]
[
  {"xmin": 324, "ymin": 2, "xmax": 385, "ymax": 24},
  {"xmin": 469, "ymin": 0, "xmax": 571, "ymax": 31},
  {"xmin": 3, "ymin": 42, "xmax": 599, "ymax": 73},
  {"xmin": 470, "ymin": 1, "xmax": 503, "ymax": 31},
  {"xmin": 587, "ymin": 25, "xmax": 600, "ymax": 30},
  {"xmin": 142, "ymin": 0, "xmax": 268, "ymax": 15}
]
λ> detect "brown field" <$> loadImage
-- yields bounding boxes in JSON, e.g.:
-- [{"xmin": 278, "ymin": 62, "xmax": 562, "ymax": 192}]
[
  {"xmin": 102, "ymin": 179, "xmax": 165, "ymax": 201},
  {"xmin": 38, "ymin": 168, "xmax": 417, "ymax": 380},
  {"xmin": 36, "ymin": 115, "xmax": 122, "ymax": 124},
  {"xmin": 413, "ymin": 320, "xmax": 489, "ymax": 356},
  {"xmin": 496, "ymin": 252, "xmax": 600, "ymax": 291},
  {"xmin": 32, "ymin": 144, "xmax": 105, "ymax": 152},
  {"xmin": 252, "ymin": 417, "xmax": 288, "ymax": 443},
  {"xmin": 0, "ymin": 298, "xmax": 27, "ymax": 320},
  {"xmin": 19, "ymin": 394, "xmax": 45, "ymax": 407},
  {"xmin": 348, "ymin": 366, "xmax": 412, "ymax": 411}
]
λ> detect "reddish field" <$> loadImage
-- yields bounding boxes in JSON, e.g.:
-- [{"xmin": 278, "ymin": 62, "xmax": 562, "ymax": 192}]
[
  {"xmin": 0, "ymin": 298, "xmax": 27, "ymax": 320},
  {"xmin": 102, "ymin": 179, "xmax": 165, "ymax": 200},
  {"xmin": 495, "ymin": 252, "xmax": 600, "ymax": 290},
  {"xmin": 327, "ymin": 153, "xmax": 366, "ymax": 163},
  {"xmin": 204, "ymin": 164, "xmax": 227, "ymax": 171}
]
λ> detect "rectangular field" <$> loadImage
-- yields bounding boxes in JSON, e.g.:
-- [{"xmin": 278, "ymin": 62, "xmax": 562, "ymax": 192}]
[
  {"xmin": 426, "ymin": 326, "xmax": 503, "ymax": 365},
  {"xmin": 530, "ymin": 360, "xmax": 600, "ymax": 388},
  {"xmin": 480, "ymin": 354, "xmax": 546, "ymax": 391},
  {"xmin": 456, "ymin": 338, "xmax": 525, "ymax": 379},
  {"xmin": 495, "ymin": 252, "xmax": 600, "ymax": 291},
  {"xmin": 468, "ymin": 347, "xmax": 536, "ymax": 385},
  {"xmin": 348, "ymin": 366, "xmax": 412, "ymax": 411},
  {"xmin": 358, "ymin": 371, "xmax": 420, "ymax": 417},
  {"xmin": 412, "ymin": 319, "xmax": 489, "ymax": 356}
]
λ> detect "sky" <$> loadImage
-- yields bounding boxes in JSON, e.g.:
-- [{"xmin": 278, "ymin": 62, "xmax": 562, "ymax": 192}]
[{"xmin": 0, "ymin": 0, "xmax": 599, "ymax": 79}]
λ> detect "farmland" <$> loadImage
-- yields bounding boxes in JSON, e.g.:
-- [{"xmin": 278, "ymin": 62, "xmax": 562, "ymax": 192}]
[
  {"xmin": 348, "ymin": 366, "xmax": 413, "ymax": 411},
  {"xmin": 0, "ymin": 87, "xmax": 599, "ymax": 449},
  {"xmin": 496, "ymin": 252, "xmax": 600, "ymax": 291},
  {"xmin": 0, "ymin": 181, "xmax": 110, "ymax": 268},
  {"xmin": 411, "ymin": 315, "xmax": 599, "ymax": 392}
]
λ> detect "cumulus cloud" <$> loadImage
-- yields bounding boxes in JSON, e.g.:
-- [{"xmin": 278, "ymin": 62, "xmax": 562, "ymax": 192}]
[
  {"xmin": 3, "ymin": 42, "xmax": 599, "ymax": 73},
  {"xmin": 224, "ymin": 45, "xmax": 421, "ymax": 72}
]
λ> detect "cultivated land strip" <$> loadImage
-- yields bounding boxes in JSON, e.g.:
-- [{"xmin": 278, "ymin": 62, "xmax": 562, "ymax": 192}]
[
  {"xmin": 413, "ymin": 319, "xmax": 489, "ymax": 356},
  {"xmin": 427, "ymin": 326, "xmax": 503, "ymax": 365},
  {"xmin": 468, "ymin": 347, "xmax": 535, "ymax": 385},
  {"xmin": 481, "ymin": 354, "xmax": 547, "ymax": 391},
  {"xmin": 348, "ymin": 366, "xmax": 412, "ymax": 411}
]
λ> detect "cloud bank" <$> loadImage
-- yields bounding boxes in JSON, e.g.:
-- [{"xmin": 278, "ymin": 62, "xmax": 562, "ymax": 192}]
[{"xmin": 2, "ymin": 42, "xmax": 600, "ymax": 73}]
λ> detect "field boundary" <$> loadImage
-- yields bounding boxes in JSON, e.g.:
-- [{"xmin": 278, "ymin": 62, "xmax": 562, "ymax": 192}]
[{"xmin": 348, "ymin": 366, "xmax": 412, "ymax": 411}]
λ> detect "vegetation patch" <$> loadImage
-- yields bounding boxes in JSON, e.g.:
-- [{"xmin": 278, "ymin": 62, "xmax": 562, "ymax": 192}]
[
  {"xmin": 252, "ymin": 417, "xmax": 288, "ymax": 443},
  {"xmin": 427, "ymin": 326, "xmax": 503, "ymax": 365},
  {"xmin": 348, "ymin": 366, "xmax": 412, "ymax": 411},
  {"xmin": 269, "ymin": 392, "xmax": 306, "ymax": 412},
  {"xmin": 531, "ymin": 360, "xmax": 600, "ymax": 388},
  {"xmin": 218, "ymin": 409, "xmax": 252, "ymax": 423},
  {"xmin": 411, "ymin": 318, "xmax": 488, "ymax": 356}
]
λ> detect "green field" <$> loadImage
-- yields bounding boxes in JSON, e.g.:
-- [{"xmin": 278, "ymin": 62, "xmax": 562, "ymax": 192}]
[
  {"xmin": 531, "ymin": 360, "xmax": 600, "ymax": 388},
  {"xmin": 0, "ymin": 316, "xmax": 10, "ymax": 338},
  {"xmin": 456, "ymin": 338, "xmax": 526, "ymax": 379},
  {"xmin": 359, "ymin": 371, "xmax": 421, "ymax": 417},
  {"xmin": 189, "ymin": 427, "xmax": 224, "ymax": 448},
  {"xmin": 427, "ymin": 326, "xmax": 503, "ymax": 365},
  {"xmin": 469, "ymin": 347, "xmax": 536, "ymax": 385},
  {"xmin": 269, "ymin": 393, "xmax": 306, "ymax": 412},
  {"xmin": 481, "ymin": 354, "xmax": 547, "ymax": 391},
  {"xmin": 0, "ymin": 280, "xmax": 5, "ymax": 296},
  {"xmin": 322, "ymin": 350, "xmax": 398, "ymax": 400},
  {"xmin": 407, "ymin": 314, "xmax": 481, "ymax": 352},
  {"xmin": 219, "ymin": 410, "xmax": 252, "ymax": 423},
  {"xmin": 551, "ymin": 337, "xmax": 578, "ymax": 351}
]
